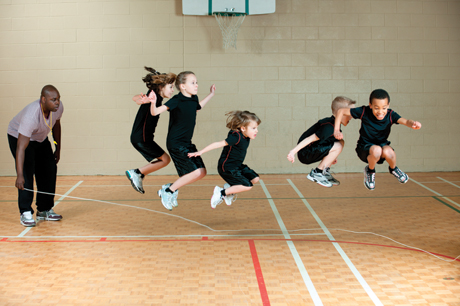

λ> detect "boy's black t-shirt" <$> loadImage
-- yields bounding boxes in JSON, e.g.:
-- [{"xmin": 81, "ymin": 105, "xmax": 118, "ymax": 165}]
[
  {"xmin": 350, "ymin": 105, "xmax": 401, "ymax": 149},
  {"xmin": 164, "ymin": 92, "xmax": 201, "ymax": 148},
  {"xmin": 298, "ymin": 116, "xmax": 338, "ymax": 147},
  {"xmin": 130, "ymin": 90, "xmax": 163, "ymax": 144},
  {"xmin": 218, "ymin": 130, "xmax": 250, "ymax": 172}
]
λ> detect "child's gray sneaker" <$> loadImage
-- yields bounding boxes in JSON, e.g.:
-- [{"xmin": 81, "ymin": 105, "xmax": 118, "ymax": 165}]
[
  {"xmin": 323, "ymin": 167, "xmax": 340, "ymax": 186},
  {"xmin": 364, "ymin": 166, "xmax": 375, "ymax": 190},
  {"xmin": 389, "ymin": 166, "xmax": 409, "ymax": 184},
  {"xmin": 126, "ymin": 169, "xmax": 145, "ymax": 194},
  {"xmin": 158, "ymin": 185, "xmax": 173, "ymax": 211},
  {"xmin": 307, "ymin": 169, "xmax": 333, "ymax": 187},
  {"xmin": 223, "ymin": 183, "xmax": 237, "ymax": 205},
  {"xmin": 20, "ymin": 211, "xmax": 36, "ymax": 227},
  {"xmin": 37, "ymin": 208, "xmax": 62, "ymax": 221},
  {"xmin": 162, "ymin": 183, "xmax": 179, "ymax": 208},
  {"xmin": 211, "ymin": 186, "xmax": 224, "ymax": 209}
]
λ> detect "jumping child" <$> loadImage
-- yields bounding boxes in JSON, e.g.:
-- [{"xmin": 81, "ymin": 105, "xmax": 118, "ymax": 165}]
[
  {"xmin": 125, "ymin": 67, "xmax": 176, "ymax": 194},
  {"xmin": 150, "ymin": 71, "xmax": 216, "ymax": 210},
  {"xmin": 334, "ymin": 89, "xmax": 422, "ymax": 190},
  {"xmin": 287, "ymin": 96, "xmax": 356, "ymax": 187},
  {"xmin": 188, "ymin": 111, "xmax": 261, "ymax": 208}
]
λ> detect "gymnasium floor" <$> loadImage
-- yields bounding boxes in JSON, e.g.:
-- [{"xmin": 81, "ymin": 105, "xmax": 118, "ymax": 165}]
[{"xmin": 1, "ymin": 172, "xmax": 459, "ymax": 306}]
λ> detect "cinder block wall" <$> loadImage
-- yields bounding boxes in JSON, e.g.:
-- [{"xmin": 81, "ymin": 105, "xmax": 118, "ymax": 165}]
[{"xmin": 1, "ymin": 0, "xmax": 459, "ymax": 176}]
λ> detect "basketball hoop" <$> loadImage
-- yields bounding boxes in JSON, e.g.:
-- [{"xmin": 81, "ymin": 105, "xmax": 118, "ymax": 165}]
[{"xmin": 213, "ymin": 9, "xmax": 246, "ymax": 49}]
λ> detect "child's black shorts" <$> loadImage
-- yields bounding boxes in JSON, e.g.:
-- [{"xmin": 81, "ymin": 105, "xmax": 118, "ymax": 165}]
[
  {"xmin": 297, "ymin": 142, "xmax": 335, "ymax": 165},
  {"xmin": 131, "ymin": 141, "xmax": 165, "ymax": 162},
  {"xmin": 218, "ymin": 164, "xmax": 259, "ymax": 187},
  {"xmin": 168, "ymin": 144, "xmax": 205, "ymax": 177},
  {"xmin": 356, "ymin": 145, "xmax": 392, "ymax": 164}
]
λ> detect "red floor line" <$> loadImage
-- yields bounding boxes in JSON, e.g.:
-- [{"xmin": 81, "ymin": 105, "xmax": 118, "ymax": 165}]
[
  {"xmin": 248, "ymin": 240, "xmax": 270, "ymax": 306},
  {"xmin": 1, "ymin": 237, "xmax": 458, "ymax": 262}
]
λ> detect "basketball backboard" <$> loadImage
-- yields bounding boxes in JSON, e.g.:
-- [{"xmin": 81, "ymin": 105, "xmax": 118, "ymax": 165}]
[{"xmin": 182, "ymin": 0, "xmax": 276, "ymax": 16}]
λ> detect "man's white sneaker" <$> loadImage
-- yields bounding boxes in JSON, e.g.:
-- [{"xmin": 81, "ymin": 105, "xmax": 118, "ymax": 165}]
[{"xmin": 20, "ymin": 211, "xmax": 36, "ymax": 227}]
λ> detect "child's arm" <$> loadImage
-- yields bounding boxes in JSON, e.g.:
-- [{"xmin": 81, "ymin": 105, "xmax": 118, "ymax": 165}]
[
  {"xmin": 188, "ymin": 140, "xmax": 227, "ymax": 158},
  {"xmin": 198, "ymin": 84, "xmax": 216, "ymax": 108},
  {"xmin": 287, "ymin": 134, "xmax": 319, "ymax": 163},
  {"xmin": 144, "ymin": 91, "xmax": 169, "ymax": 116},
  {"xmin": 397, "ymin": 118, "xmax": 422, "ymax": 130},
  {"xmin": 334, "ymin": 108, "xmax": 352, "ymax": 140},
  {"xmin": 132, "ymin": 93, "xmax": 151, "ymax": 105}
]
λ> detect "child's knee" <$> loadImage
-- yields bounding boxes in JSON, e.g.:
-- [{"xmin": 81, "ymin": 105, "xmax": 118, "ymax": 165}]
[
  {"xmin": 251, "ymin": 177, "xmax": 259, "ymax": 184},
  {"xmin": 382, "ymin": 147, "xmax": 395, "ymax": 159},
  {"xmin": 369, "ymin": 146, "xmax": 383, "ymax": 157}
]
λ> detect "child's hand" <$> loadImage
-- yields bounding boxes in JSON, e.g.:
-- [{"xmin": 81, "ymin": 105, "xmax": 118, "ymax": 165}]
[
  {"xmin": 209, "ymin": 84, "xmax": 216, "ymax": 94},
  {"xmin": 334, "ymin": 130, "xmax": 343, "ymax": 140},
  {"xmin": 412, "ymin": 121, "xmax": 421, "ymax": 130},
  {"xmin": 188, "ymin": 151, "xmax": 202, "ymax": 158},
  {"xmin": 147, "ymin": 90, "xmax": 156, "ymax": 103},
  {"xmin": 287, "ymin": 152, "xmax": 296, "ymax": 163},
  {"xmin": 139, "ymin": 93, "xmax": 150, "ymax": 104}
]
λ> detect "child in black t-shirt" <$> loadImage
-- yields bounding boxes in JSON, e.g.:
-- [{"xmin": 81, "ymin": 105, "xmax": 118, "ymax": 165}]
[
  {"xmin": 150, "ymin": 71, "xmax": 216, "ymax": 210},
  {"xmin": 334, "ymin": 89, "xmax": 421, "ymax": 190},
  {"xmin": 188, "ymin": 111, "xmax": 261, "ymax": 209},
  {"xmin": 125, "ymin": 67, "xmax": 176, "ymax": 194},
  {"xmin": 287, "ymin": 96, "xmax": 356, "ymax": 187}
]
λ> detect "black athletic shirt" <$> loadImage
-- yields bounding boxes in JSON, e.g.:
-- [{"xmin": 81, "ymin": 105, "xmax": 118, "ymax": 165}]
[
  {"xmin": 164, "ymin": 92, "xmax": 201, "ymax": 149},
  {"xmin": 350, "ymin": 105, "xmax": 401, "ymax": 149},
  {"xmin": 130, "ymin": 90, "xmax": 163, "ymax": 144},
  {"xmin": 218, "ymin": 130, "xmax": 250, "ymax": 172},
  {"xmin": 298, "ymin": 116, "xmax": 338, "ymax": 147}
]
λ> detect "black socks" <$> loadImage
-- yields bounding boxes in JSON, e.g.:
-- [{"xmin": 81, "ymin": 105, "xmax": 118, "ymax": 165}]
[
  {"xmin": 165, "ymin": 187, "xmax": 174, "ymax": 194},
  {"xmin": 221, "ymin": 189, "xmax": 226, "ymax": 197},
  {"xmin": 134, "ymin": 168, "xmax": 145, "ymax": 178}
]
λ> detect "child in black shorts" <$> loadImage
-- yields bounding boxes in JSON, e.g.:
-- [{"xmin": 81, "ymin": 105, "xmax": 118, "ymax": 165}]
[
  {"xmin": 287, "ymin": 96, "xmax": 356, "ymax": 187},
  {"xmin": 126, "ymin": 67, "xmax": 176, "ymax": 194},
  {"xmin": 334, "ymin": 89, "xmax": 422, "ymax": 190},
  {"xmin": 150, "ymin": 71, "xmax": 216, "ymax": 210},
  {"xmin": 188, "ymin": 111, "xmax": 261, "ymax": 209}
]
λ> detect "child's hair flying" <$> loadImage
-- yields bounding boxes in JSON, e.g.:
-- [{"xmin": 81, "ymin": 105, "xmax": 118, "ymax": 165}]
[
  {"xmin": 331, "ymin": 96, "xmax": 356, "ymax": 115},
  {"xmin": 175, "ymin": 71, "xmax": 195, "ymax": 91},
  {"xmin": 142, "ymin": 66, "xmax": 176, "ymax": 94},
  {"xmin": 225, "ymin": 110, "xmax": 261, "ymax": 131}
]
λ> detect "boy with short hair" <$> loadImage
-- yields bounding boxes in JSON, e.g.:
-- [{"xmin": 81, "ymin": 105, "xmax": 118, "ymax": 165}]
[
  {"xmin": 287, "ymin": 96, "xmax": 356, "ymax": 187},
  {"xmin": 334, "ymin": 89, "xmax": 422, "ymax": 190}
]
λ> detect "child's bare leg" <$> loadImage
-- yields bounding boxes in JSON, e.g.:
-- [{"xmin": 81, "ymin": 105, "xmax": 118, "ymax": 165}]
[
  {"xmin": 139, "ymin": 153, "xmax": 171, "ymax": 175},
  {"xmin": 225, "ymin": 177, "xmax": 258, "ymax": 195},
  {"xmin": 367, "ymin": 145, "xmax": 383, "ymax": 170},
  {"xmin": 169, "ymin": 168, "xmax": 206, "ymax": 192},
  {"xmin": 318, "ymin": 140, "xmax": 344, "ymax": 170},
  {"xmin": 381, "ymin": 146, "xmax": 396, "ymax": 169}
]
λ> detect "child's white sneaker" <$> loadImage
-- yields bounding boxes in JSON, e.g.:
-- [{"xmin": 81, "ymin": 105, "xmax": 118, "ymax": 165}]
[
  {"xmin": 223, "ymin": 183, "xmax": 237, "ymax": 205},
  {"xmin": 307, "ymin": 169, "xmax": 333, "ymax": 187},
  {"xmin": 323, "ymin": 167, "xmax": 340, "ymax": 186},
  {"xmin": 389, "ymin": 166, "xmax": 409, "ymax": 184},
  {"xmin": 211, "ymin": 186, "xmax": 224, "ymax": 209}
]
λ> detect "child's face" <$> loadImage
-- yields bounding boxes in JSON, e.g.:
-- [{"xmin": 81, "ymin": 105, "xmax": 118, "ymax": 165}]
[
  {"xmin": 41, "ymin": 90, "xmax": 61, "ymax": 113},
  {"xmin": 180, "ymin": 74, "xmax": 198, "ymax": 97},
  {"xmin": 369, "ymin": 98, "xmax": 389, "ymax": 121},
  {"xmin": 160, "ymin": 83, "xmax": 174, "ymax": 99},
  {"xmin": 241, "ymin": 121, "xmax": 258, "ymax": 139}
]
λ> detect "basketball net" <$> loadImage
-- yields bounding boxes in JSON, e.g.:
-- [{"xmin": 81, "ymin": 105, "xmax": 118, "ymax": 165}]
[{"xmin": 214, "ymin": 12, "xmax": 246, "ymax": 49}]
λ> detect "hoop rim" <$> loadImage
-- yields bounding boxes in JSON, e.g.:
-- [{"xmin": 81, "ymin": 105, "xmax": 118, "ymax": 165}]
[{"xmin": 212, "ymin": 11, "xmax": 246, "ymax": 17}]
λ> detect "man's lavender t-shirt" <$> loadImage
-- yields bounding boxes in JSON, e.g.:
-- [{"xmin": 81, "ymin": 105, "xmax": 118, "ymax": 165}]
[{"xmin": 7, "ymin": 99, "xmax": 64, "ymax": 142}]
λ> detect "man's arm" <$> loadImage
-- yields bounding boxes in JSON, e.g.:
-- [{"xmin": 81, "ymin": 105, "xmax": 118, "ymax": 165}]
[
  {"xmin": 287, "ymin": 134, "xmax": 319, "ymax": 163},
  {"xmin": 397, "ymin": 117, "xmax": 422, "ymax": 130},
  {"xmin": 15, "ymin": 133, "xmax": 30, "ymax": 190},
  {"xmin": 52, "ymin": 120, "xmax": 61, "ymax": 164}
]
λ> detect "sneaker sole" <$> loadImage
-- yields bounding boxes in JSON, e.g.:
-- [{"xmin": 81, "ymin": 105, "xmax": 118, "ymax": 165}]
[
  {"xmin": 36, "ymin": 216, "xmax": 62, "ymax": 221},
  {"xmin": 157, "ymin": 190, "xmax": 173, "ymax": 211},
  {"xmin": 125, "ymin": 171, "xmax": 145, "ymax": 194},
  {"xmin": 307, "ymin": 174, "xmax": 332, "ymax": 188}
]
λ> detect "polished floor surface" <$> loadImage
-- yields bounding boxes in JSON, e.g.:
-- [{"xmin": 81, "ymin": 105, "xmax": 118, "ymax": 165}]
[{"xmin": 1, "ymin": 172, "xmax": 459, "ymax": 305}]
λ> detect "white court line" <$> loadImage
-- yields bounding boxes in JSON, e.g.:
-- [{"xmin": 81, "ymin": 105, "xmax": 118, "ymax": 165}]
[
  {"xmin": 287, "ymin": 179, "xmax": 383, "ymax": 306},
  {"xmin": 17, "ymin": 181, "xmax": 83, "ymax": 237},
  {"xmin": 259, "ymin": 179, "xmax": 323, "ymax": 306},
  {"xmin": 437, "ymin": 177, "xmax": 460, "ymax": 189},
  {"xmin": 411, "ymin": 179, "xmax": 460, "ymax": 208},
  {"xmin": 2, "ymin": 233, "xmax": 327, "ymax": 239}
]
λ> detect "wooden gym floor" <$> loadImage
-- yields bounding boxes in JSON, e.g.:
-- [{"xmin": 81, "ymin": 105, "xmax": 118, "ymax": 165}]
[{"xmin": 0, "ymin": 172, "xmax": 459, "ymax": 306}]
